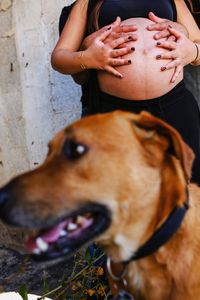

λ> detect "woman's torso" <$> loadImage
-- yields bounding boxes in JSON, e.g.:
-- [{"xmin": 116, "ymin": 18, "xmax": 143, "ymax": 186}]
[{"xmin": 96, "ymin": 0, "xmax": 183, "ymax": 100}]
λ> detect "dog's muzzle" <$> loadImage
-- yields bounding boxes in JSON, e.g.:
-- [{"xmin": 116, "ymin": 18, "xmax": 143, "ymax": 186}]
[{"xmin": 0, "ymin": 186, "xmax": 9, "ymax": 207}]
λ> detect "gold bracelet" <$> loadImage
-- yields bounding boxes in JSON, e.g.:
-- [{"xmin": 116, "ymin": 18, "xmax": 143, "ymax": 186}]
[
  {"xmin": 193, "ymin": 43, "xmax": 199, "ymax": 62},
  {"xmin": 79, "ymin": 51, "xmax": 88, "ymax": 70},
  {"xmin": 80, "ymin": 63, "xmax": 87, "ymax": 70}
]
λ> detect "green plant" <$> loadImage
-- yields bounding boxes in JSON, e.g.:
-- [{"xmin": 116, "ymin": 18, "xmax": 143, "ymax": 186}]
[
  {"xmin": 37, "ymin": 246, "xmax": 110, "ymax": 300},
  {"xmin": 18, "ymin": 284, "xmax": 28, "ymax": 300}
]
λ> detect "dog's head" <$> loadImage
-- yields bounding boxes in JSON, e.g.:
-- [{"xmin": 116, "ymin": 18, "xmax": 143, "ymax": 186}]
[{"xmin": 0, "ymin": 111, "xmax": 194, "ymax": 262}]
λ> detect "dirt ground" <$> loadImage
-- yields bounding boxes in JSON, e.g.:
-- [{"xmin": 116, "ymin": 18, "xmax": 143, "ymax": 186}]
[
  {"xmin": 0, "ymin": 221, "xmax": 75, "ymax": 296},
  {"xmin": 0, "ymin": 246, "xmax": 74, "ymax": 295}
]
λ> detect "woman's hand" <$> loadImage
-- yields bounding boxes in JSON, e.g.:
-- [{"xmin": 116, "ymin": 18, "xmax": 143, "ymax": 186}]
[
  {"xmin": 156, "ymin": 27, "xmax": 198, "ymax": 82},
  {"xmin": 83, "ymin": 20, "xmax": 137, "ymax": 78},
  {"xmin": 81, "ymin": 16, "xmax": 138, "ymax": 50},
  {"xmin": 147, "ymin": 12, "xmax": 189, "ymax": 41}
]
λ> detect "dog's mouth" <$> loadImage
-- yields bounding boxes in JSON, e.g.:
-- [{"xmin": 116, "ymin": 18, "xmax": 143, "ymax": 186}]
[{"xmin": 26, "ymin": 203, "xmax": 111, "ymax": 261}]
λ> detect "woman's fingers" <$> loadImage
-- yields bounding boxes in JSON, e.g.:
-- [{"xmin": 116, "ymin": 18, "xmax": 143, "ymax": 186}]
[
  {"xmin": 147, "ymin": 12, "xmax": 170, "ymax": 33},
  {"xmin": 170, "ymin": 65, "xmax": 182, "ymax": 83},
  {"xmin": 104, "ymin": 65, "xmax": 123, "ymax": 78},
  {"xmin": 156, "ymin": 50, "xmax": 177, "ymax": 60},
  {"xmin": 167, "ymin": 35, "xmax": 176, "ymax": 42},
  {"xmin": 153, "ymin": 30, "xmax": 171, "ymax": 40},
  {"xmin": 118, "ymin": 24, "xmax": 138, "ymax": 33},
  {"xmin": 148, "ymin": 11, "xmax": 166, "ymax": 24},
  {"xmin": 104, "ymin": 32, "xmax": 138, "ymax": 46},
  {"xmin": 161, "ymin": 58, "xmax": 183, "ymax": 71},
  {"xmin": 160, "ymin": 59, "xmax": 181, "ymax": 83},
  {"xmin": 90, "ymin": 19, "xmax": 137, "ymax": 76},
  {"xmin": 167, "ymin": 26, "xmax": 182, "ymax": 40},
  {"xmin": 98, "ymin": 25, "xmax": 137, "ymax": 45},
  {"xmin": 156, "ymin": 40, "xmax": 176, "ymax": 50},
  {"xmin": 112, "ymin": 16, "xmax": 121, "ymax": 28},
  {"xmin": 109, "ymin": 16, "xmax": 137, "ymax": 32},
  {"xmin": 98, "ymin": 27, "xmax": 113, "ymax": 42},
  {"xmin": 110, "ymin": 34, "xmax": 136, "ymax": 48},
  {"xmin": 111, "ymin": 47, "xmax": 135, "ymax": 58},
  {"xmin": 104, "ymin": 56, "xmax": 134, "ymax": 77},
  {"xmin": 147, "ymin": 13, "xmax": 176, "ymax": 40},
  {"xmin": 109, "ymin": 57, "xmax": 132, "ymax": 66},
  {"xmin": 101, "ymin": 17, "xmax": 121, "ymax": 31},
  {"xmin": 148, "ymin": 22, "xmax": 169, "ymax": 31}
]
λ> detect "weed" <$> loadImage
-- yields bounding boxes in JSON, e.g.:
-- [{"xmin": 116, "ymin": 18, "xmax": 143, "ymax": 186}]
[{"xmin": 19, "ymin": 245, "xmax": 110, "ymax": 300}]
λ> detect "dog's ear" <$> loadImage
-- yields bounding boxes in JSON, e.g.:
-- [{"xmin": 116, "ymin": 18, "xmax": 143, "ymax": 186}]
[{"xmin": 131, "ymin": 111, "xmax": 195, "ymax": 181}]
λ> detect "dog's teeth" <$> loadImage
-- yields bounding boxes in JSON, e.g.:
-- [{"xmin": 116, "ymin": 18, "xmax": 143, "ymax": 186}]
[
  {"xmin": 36, "ymin": 237, "xmax": 49, "ymax": 252},
  {"xmin": 76, "ymin": 216, "xmax": 86, "ymax": 225},
  {"xmin": 67, "ymin": 222, "xmax": 78, "ymax": 231},
  {"xmin": 59, "ymin": 229, "xmax": 67, "ymax": 237},
  {"xmin": 33, "ymin": 248, "xmax": 41, "ymax": 255},
  {"xmin": 85, "ymin": 213, "xmax": 92, "ymax": 218}
]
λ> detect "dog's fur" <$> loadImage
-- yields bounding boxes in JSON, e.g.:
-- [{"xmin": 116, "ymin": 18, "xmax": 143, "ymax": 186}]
[{"xmin": 1, "ymin": 110, "xmax": 200, "ymax": 300}]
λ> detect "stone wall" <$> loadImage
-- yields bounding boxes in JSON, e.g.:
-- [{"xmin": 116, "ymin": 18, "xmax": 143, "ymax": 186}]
[{"xmin": 0, "ymin": 0, "xmax": 81, "ymax": 187}]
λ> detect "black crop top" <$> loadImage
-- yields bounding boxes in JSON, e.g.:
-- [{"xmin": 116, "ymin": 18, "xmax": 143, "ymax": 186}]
[{"xmin": 98, "ymin": 0, "xmax": 177, "ymax": 28}]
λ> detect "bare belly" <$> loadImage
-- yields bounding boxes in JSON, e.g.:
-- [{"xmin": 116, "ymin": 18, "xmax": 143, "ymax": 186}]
[{"xmin": 97, "ymin": 18, "xmax": 183, "ymax": 100}]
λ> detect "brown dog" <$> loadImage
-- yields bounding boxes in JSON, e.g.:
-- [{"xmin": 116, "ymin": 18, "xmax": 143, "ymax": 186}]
[{"xmin": 0, "ymin": 110, "xmax": 200, "ymax": 300}]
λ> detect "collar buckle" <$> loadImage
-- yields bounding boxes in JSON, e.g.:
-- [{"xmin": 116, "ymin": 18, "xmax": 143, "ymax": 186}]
[{"xmin": 106, "ymin": 256, "xmax": 128, "ymax": 281}]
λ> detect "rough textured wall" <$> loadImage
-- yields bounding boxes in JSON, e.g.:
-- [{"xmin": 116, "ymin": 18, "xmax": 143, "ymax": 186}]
[{"xmin": 0, "ymin": 0, "xmax": 81, "ymax": 186}]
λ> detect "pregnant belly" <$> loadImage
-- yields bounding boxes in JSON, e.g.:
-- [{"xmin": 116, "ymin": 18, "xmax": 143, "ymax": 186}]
[{"xmin": 97, "ymin": 18, "xmax": 183, "ymax": 100}]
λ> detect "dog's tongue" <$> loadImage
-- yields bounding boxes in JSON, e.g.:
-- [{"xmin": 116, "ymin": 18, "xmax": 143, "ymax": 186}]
[
  {"xmin": 40, "ymin": 221, "xmax": 68, "ymax": 243},
  {"xmin": 26, "ymin": 221, "xmax": 68, "ymax": 252}
]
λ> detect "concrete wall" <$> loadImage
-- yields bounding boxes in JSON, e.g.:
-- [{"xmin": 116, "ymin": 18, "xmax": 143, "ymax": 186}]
[
  {"xmin": 0, "ymin": 0, "xmax": 199, "ymax": 187},
  {"xmin": 0, "ymin": 0, "xmax": 81, "ymax": 186}
]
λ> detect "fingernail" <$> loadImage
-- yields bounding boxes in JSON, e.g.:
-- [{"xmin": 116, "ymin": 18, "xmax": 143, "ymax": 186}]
[
  {"xmin": 161, "ymin": 66, "xmax": 166, "ymax": 71},
  {"xmin": 131, "ymin": 47, "xmax": 135, "ymax": 51},
  {"xmin": 168, "ymin": 25, "xmax": 173, "ymax": 28},
  {"xmin": 107, "ymin": 26, "xmax": 111, "ymax": 30},
  {"xmin": 128, "ymin": 60, "xmax": 132, "ymax": 64},
  {"xmin": 156, "ymin": 55, "xmax": 161, "ymax": 59},
  {"xmin": 157, "ymin": 42, "xmax": 161, "ymax": 46}
]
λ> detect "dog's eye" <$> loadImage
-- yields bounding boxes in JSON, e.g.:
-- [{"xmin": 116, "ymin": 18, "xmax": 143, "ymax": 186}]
[{"xmin": 63, "ymin": 139, "xmax": 88, "ymax": 160}]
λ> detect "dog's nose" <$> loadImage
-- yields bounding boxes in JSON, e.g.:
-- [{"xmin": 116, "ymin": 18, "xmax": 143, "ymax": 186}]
[
  {"xmin": 0, "ymin": 184, "xmax": 17, "ymax": 224},
  {"xmin": 0, "ymin": 187, "xmax": 10, "ymax": 207}
]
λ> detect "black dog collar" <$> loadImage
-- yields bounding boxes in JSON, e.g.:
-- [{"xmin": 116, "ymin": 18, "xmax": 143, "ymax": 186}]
[
  {"xmin": 124, "ymin": 193, "xmax": 189, "ymax": 264},
  {"xmin": 106, "ymin": 190, "xmax": 189, "ymax": 284}
]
